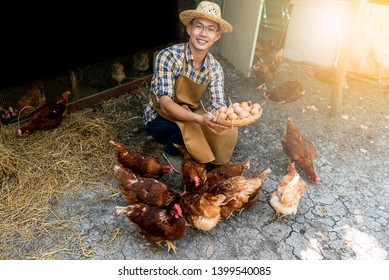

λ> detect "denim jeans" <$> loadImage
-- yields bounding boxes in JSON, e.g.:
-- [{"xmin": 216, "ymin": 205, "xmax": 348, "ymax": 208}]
[{"xmin": 145, "ymin": 115, "xmax": 184, "ymax": 156}]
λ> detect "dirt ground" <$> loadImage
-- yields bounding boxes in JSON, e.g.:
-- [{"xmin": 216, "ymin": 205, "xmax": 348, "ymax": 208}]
[{"xmin": 4, "ymin": 53, "xmax": 389, "ymax": 260}]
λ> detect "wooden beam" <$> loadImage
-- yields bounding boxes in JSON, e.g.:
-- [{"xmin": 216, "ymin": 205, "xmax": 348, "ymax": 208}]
[
  {"xmin": 331, "ymin": 0, "xmax": 362, "ymax": 118},
  {"xmin": 67, "ymin": 75, "xmax": 152, "ymax": 113}
]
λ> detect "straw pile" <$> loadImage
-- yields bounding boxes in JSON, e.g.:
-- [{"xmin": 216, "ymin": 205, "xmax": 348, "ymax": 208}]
[{"xmin": 0, "ymin": 109, "xmax": 118, "ymax": 259}]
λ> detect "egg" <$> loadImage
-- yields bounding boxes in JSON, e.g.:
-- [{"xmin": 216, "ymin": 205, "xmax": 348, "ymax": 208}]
[
  {"xmin": 250, "ymin": 107, "xmax": 260, "ymax": 115},
  {"xmin": 234, "ymin": 106, "xmax": 243, "ymax": 114},
  {"xmin": 240, "ymin": 101, "xmax": 249, "ymax": 108},
  {"xmin": 252, "ymin": 103, "xmax": 261, "ymax": 109},
  {"xmin": 227, "ymin": 112, "xmax": 238, "ymax": 120},
  {"xmin": 244, "ymin": 105, "xmax": 252, "ymax": 112},
  {"xmin": 218, "ymin": 112, "xmax": 227, "ymax": 120},
  {"xmin": 232, "ymin": 102, "xmax": 241, "ymax": 109},
  {"xmin": 240, "ymin": 102, "xmax": 252, "ymax": 112},
  {"xmin": 225, "ymin": 107, "xmax": 235, "ymax": 115},
  {"xmin": 238, "ymin": 110, "xmax": 251, "ymax": 118},
  {"xmin": 218, "ymin": 106, "xmax": 227, "ymax": 113}
]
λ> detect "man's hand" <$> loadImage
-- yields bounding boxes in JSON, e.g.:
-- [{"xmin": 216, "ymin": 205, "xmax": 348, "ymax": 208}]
[
  {"xmin": 202, "ymin": 113, "xmax": 230, "ymax": 132},
  {"xmin": 159, "ymin": 96, "xmax": 231, "ymax": 131}
]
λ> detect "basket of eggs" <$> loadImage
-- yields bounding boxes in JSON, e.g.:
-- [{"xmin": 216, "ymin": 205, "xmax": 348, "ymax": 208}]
[{"xmin": 215, "ymin": 101, "xmax": 263, "ymax": 127}]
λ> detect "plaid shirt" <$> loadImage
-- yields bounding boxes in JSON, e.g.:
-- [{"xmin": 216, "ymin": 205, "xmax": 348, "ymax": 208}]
[{"xmin": 143, "ymin": 43, "xmax": 226, "ymax": 125}]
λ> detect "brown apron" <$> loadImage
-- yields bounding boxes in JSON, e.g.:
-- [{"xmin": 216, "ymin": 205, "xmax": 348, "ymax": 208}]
[{"xmin": 152, "ymin": 49, "xmax": 238, "ymax": 164}]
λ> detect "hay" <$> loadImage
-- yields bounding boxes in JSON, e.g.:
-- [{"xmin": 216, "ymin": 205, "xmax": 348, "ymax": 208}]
[{"xmin": 0, "ymin": 109, "xmax": 118, "ymax": 259}]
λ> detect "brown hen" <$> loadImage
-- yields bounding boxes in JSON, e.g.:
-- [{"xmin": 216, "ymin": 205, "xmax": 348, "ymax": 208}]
[
  {"xmin": 253, "ymin": 48, "xmax": 283, "ymax": 87},
  {"xmin": 205, "ymin": 161, "xmax": 250, "ymax": 188},
  {"xmin": 17, "ymin": 91, "xmax": 70, "ymax": 137},
  {"xmin": 116, "ymin": 202, "xmax": 186, "ymax": 253},
  {"xmin": 263, "ymin": 80, "xmax": 305, "ymax": 103},
  {"xmin": 114, "ymin": 165, "xmax": 180, "ymax": 207},
  {"xmin": 174, "ymin": 143, "xmax": 207, "ymax": 191},
  {"xmin": 202, "ymin": 167, "xmax": 271, "ymax": 219},
  {"xmin": 110, "ymin": 140, "xmax": 173, "ymax": 179},
  {"xmin": 254, "ymin": 38, "xmax": 275, "ymax": 59},
  {"xmin": 241, "ymin": 167, "xmax": 272, "ymax": 210},
  {"xmin": 179, "ymin": 190, "xmax": 226, "ymax": 232},
  {"xmin": 15, "ymin": 80, "xmax": 46, "ymax": 118},
  {"xmin": 309, "ymin": 66, "xmax": 348, "ymax": 89},
  {"xmin": 111, "ymin": 62, "xmax": 127, "ymax": 85},
  {"xmin": 269, "ymin": 162, "xmax": 306, "ymax": 218},
  {"xmin": 281, "ymin": 117, "xmax": 320, "ymax": 184}
]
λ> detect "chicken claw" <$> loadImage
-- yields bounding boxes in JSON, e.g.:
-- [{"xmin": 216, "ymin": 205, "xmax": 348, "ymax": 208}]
[{"xmin": 165, "ymin": 240, "xmax": 177, "ymax": 254}]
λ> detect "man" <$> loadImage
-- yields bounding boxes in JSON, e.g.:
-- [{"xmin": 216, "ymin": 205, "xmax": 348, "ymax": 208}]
[{"xmin": 143, "ymin": 1, "xmax": 238, "ymax": 173}]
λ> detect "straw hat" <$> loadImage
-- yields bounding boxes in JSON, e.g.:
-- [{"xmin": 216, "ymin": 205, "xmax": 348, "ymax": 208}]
[{"xmin": 179, "ymin": 1, "xmax": 233, "ymax": 33}]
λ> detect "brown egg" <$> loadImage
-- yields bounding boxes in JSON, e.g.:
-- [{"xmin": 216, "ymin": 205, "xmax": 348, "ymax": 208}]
[
  {"xmin": 234, "ymin": 106, "xmax": 243, "ymax": 114},
  {"xmin": 252, "ymin": 103, "xmax": 261, "ymax": 109},
  {"xmin": 218, "ymin": 112, "xmax": 227, "ymax": 120},
  {"xmin": 244, "ymin": 105, "xmax": 253, "ymax": 112},
  {"xmin": 238, "ymin": 110, "xmax": 251, "ymax": 118},
  {"xmin": 250, "ymin": 107, "xmax": 260, "ymax": 115},
  {"xmin": 240, "ymin": 102, "xmax": 252, "ymax": 112},
  {"xmin": 225, "ymin": 107, "xmax": 235, "ymax": 115},
  {"xmin": 240, "ymin": 101, "xmax": 249, "ymax": 108},
  {"xmin": 227, "ymin": 112, "xmax": 238, "ymax": 120},
  {"xmin": 218, "ymin": 106, "xmax": 227, "ymax": 113},
  {"xmin": 232, "ymin": 102, "xmax": 241, "ymax": 108}
]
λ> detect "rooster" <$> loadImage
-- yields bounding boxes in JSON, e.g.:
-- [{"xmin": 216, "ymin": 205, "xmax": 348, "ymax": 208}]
[
  {"xmin": 114, "ymin": 165, "xmax": 180, "ymax": 207},
  {"xmin": 173, "ymin": 143, "xmax": 207, "ymax": 191},
  {"xmin": 281, "ymin": 117, "xmax": 320, "ymax": 184},
  {"xmin": 269, "ymin": 162, "xmax": 306, "ymax": 218},
  {"xmin": 253, "ymin": 48, "xmax": 283, "ymax": 89},
  {"xmin": 205, "ymin": 161, "xmax": 250, "ymax": 188},
  {"xmin": 110, "ymin": 140, "xmax": 173, "ymax": 179},
  {"xmin": 17, "ymin": 91, "xmax": 70, "ymax": 137},
  {"xmin": 202, "ymin": 167, "xmax": 272, "ymax": 219},
  {"xmin": 116, "ymin": 202, "xmax": 186, "ymax": 253},
  {"xmin": 262, "ymin": 80, "xmax": 305, "ymax": 103},
  {"xmin": 179, "ymin": 190, "xmax": 226, "ymax": 232}
]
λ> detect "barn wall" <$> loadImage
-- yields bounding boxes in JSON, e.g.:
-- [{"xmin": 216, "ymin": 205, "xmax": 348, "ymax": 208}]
[
  {"xmin": 283, "ymin": 0, "xmax": 389, "ymax": 81},
  {"xmin": 219, "ymin": 0, "xmax": 264, "ymax": 77},
  {"xmin": 283, "ymin": 0, "xmax": 349, "ymax": 67},
  {"xmin": 348, "ymin": 1, "xmax": 389, "ymax": 80}
]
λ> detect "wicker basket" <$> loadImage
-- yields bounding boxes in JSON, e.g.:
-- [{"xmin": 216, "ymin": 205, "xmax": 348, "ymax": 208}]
[{"xmin": 216, "ymin": 106, "xmax": 263, "ymax": 127}]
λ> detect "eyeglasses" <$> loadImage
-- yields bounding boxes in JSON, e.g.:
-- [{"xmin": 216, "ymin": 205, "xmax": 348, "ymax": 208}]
[{"xmin": 191, "ymin": 22, "xmax": 219, "ymax": 35}]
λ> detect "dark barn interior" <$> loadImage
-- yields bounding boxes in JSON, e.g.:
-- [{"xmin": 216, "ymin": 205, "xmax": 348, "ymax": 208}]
[
  {"xmin": 0, "ymin": 2, "xmax": 182, "ymax": 122},
  {"xmin": 1, "ymin": 2, "xmax": 180, "ymax": 90}
]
